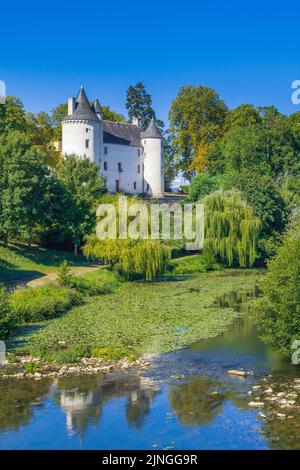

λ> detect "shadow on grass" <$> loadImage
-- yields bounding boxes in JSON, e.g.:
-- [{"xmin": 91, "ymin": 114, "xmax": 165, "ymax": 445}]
[
  {"xmin": 10, "ymin": 243, "xmax": 89, "ymax": 268},
  {"xmin": 1, "ymin": 269, "xmax": 45, "ymax": 288},
  {"xmin": 7, "ymin": 324, "xmax": 47, "ymax": 351}
]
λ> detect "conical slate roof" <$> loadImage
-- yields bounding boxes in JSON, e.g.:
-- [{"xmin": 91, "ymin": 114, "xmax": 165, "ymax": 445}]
[
  {"xmin": 141, "ymin": 117, "xmax": 162, "ymax": 139},
  {"xmin": 92, "ymin": 98, "xmax": 103, "ymax": 114},
  {"xmin": 64, "ymin": 86, "xmax": 98, "ymax": 121}
]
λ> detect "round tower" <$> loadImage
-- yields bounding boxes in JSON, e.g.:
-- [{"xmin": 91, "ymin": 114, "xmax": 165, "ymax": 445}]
[
  {"xmin": 142, "ymin": 118, "xmax": 164, "ymax": 197},
  {"xmin": 62, "ymin": 87, "xmax": 102, "ymax": 165}
]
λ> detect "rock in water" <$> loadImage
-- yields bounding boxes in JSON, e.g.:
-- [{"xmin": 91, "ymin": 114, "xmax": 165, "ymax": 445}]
[{"xmin": 228, "ymin": 369, "xmax": 248, "ymax": 377}]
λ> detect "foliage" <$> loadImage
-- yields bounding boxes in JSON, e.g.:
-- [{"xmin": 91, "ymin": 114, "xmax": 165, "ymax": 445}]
[
  {"xmin": 66, "ymin": 270, "xmax": 114, "ymax": 296},
  {"xmin": 187, "ymin": 172, "xmax": 221, "ymax": 202},
  {"xmin": 252, "ymin": 212, "xmax": 300, "ymax": 356},
  {"xmin": 91, "ymin": 347, "xmax": 131, "ymax": 360},
  {"xmin": 203, "ymin": 190, "xmax": 261, "ymax": 267},
  {"xmin": 0, "ymin": 131, "xmax": 54, "ymax": 245},
  {"xmin": 10, "ymin": 285, "xmax": 82, "ymax": 322},
  {"xmin": 56, "ymin": 154, "xmax": 105, "ymax": 254},
  {"xmin": 235, "ymin": 171, "xmax": 287, "ymax": 237},
  {"xmin": 126, "ymin": 82, "xmax": 163, "ymax": 130},
  {"xmin": 0, "ymin": 96, "xmax": 27, "ymax": 134},
  {"xmin": 168, "ymin": 85, "xmax": 228, "ymax": 175},
  {"xmin": 101, "ymin": 105, "xmax": 125, "ymax": 123},
  {"xmin": 83, "ymin": 237, "xmax": 171, "ymax": 281},
  {"xmin": 57, "ymin": 261, "xmax": 72, "ymax": 287},
  {"xmin": 0, "ymin": 285, "xmax": 16, "ymax": 338},
  {"xmin": 25, "ymin": 361, "xmax": 39, "ymax": 374},
  {"xmin": 168, "ymin": 254, "xmax": 220, "ymax": 275},
  {"xmin": 55, "ymin": 345, "xmax": 91, "ymax": 364}
]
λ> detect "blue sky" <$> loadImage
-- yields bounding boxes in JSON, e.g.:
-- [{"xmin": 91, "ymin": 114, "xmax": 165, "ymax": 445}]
[{"xmin": 1, "ymin": 0, "xmax": 299, "ymax": 123}]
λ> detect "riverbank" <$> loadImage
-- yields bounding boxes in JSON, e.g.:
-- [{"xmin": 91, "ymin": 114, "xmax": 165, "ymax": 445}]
[{"xmin": 4, "ymin": 268, "xmax": 263, "ymax": 370}]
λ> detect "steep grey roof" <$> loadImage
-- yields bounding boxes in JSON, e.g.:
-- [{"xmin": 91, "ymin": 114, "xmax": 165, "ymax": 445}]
[
  {"xmin": 64, "ymin": 86, "xmax": 99, "ymax": 121},
  {"xmin": 141, "ymin": 118, "xmax": 162, "ymax": 139},
  {"xmin": 92, "ymin": 98, "xmax": 103, "ymax": 114},
  {"xmin": 103, "ymin": 121, "xmax": 141, "ymax": 147}
]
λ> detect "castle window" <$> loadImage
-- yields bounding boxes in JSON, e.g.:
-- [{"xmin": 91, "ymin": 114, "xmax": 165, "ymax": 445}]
[
  {"xmin": 104, "ymin": 161, "xmax": 107, "ymax": 171},
  {"xmin": 133, "ymin": 181, "xmax": 136, "ymax": 190},
  {"xmin": 146, "ymin": 184, "xmax": 150, "ymax": 192},
  {"xmin": 85, "ymin": 139, "xmax": 89, "ymax": 149},
  {"xmin": 118, "ymin": 162, "xmax": 123, "ymax": 172},
  {"xmin": 86, "ymin": 128, "xmax": 89, "ymax": 132},
  {"xmin": 137, "ymin": 164, "xmax": 141, "ymax": 173},
  {"xmin": 137, "ymin": 149, "xmax": 140, "ymax": 156},
  {"xmin": 104, "ymin": 146, "xmax": 108, "ymax": 155}
]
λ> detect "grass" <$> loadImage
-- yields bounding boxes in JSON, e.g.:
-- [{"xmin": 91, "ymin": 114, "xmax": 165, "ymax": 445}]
[
  {"xmin": 11, "ymin": 269, "xmax": 263, "ymax": 360},
  {"xmin": 0, "ymin": 243, "xmax": 91, "ymax": 284}
]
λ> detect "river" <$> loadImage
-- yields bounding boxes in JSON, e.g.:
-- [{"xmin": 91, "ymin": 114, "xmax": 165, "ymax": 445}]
[{"xmin": 0, "ymin": 290, "xmax": 300, "ymax": 450}]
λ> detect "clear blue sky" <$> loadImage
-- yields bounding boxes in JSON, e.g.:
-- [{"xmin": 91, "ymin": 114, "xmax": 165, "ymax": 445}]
[{"xmin": 1, "ymin": 0, "xmax": 300, "ymax": 123}]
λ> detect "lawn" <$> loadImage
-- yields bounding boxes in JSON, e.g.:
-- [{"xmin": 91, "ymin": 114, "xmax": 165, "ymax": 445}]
[
  {"xmin": 0, "ymin": 243, "xmax": 91, "ymax": 284},
  {"xmin": 12, "ymin": 269, "xmax": 263, "ymax": 358}
]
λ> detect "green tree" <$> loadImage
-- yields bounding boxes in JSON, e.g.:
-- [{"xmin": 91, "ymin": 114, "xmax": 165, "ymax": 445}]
[
  {"xmin": 126, "ymin": 82, "xmax": 164, "ymax": 130},
  {"xmin": 203, "ymin": 190, "xmax": 261, "ymax": 267},
  {"xmin": 0, "ymin": 285, "xmax": 16, "ymax": 338},
  {"xmin": 0, "ymin": 96, "xmax": 27, "ymax": 134},
  {"xmin": 168, "ymin": 85, "xmax": 228, "ymax": 175},
  {"xmin": 0, "ymin": 131, "xmax": 53, "ymax": 245},
  {"xmin": 83, "ymin": 237, "xmax": 170, "ymax": 281},
  {"xmin": 56, "ymin": 155, "xmax": 105, "ymax": 255},
  {"xmin": 225, "ymin": 104, "xmax": 261, "ymax": 129},
  {"xmin": 101, "ymin": 105, "xmax": 125, "ymax": 123},
  {"xmin": 235, "ymin": 171, "xmax": 287, "ymax": 238},
  {"xmin": 252, "ymin": 212, "xmax": 300, "ymax": 356}
]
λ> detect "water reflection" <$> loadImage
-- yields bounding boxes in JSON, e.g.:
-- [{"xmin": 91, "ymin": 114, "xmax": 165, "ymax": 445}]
[
  {"xmin": 0, "ymin": 378, "xmax": 51, "ymax": 432},
  {"xmin": 53, "ymin": 373, "xmax": 160, "ymax": 436},
  {"xmin": 1, "ymin": 289, "xmax": 300, "ymax": 449}
]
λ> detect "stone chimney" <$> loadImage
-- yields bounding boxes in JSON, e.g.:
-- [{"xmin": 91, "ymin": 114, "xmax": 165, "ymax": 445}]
[
  {"xmin": 68, "ymin": 97, "xmax": 76, "ymax": 115},
  {"xmin": 132, "ymin": 117, "xmax": 140, "ymax": 127}
]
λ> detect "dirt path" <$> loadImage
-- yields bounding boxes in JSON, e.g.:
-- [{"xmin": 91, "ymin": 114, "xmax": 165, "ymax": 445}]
[{"xmin": 8, "ymin": 265, "xmax": 100, "ymax": 290}]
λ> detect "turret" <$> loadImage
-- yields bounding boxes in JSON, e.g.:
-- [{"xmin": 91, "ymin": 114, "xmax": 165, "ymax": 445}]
[
  {"xmin": 142, "ymin": 118, "xmax": 164, "ymax": 197},
  {"xmin": 62, "ymin": 86, "xmax": 103, "ymax": 165}
]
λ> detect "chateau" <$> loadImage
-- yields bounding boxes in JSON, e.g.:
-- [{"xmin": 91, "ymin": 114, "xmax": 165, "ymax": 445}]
[{"xmin": 62, "ymin": 87, "xmax": 164, "ymax": 196}]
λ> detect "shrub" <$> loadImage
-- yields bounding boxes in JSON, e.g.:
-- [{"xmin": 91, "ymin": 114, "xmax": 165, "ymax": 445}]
[
  {"xmin": 67, "ymin": 276, "xmax": 112, "ymax": 296},
  {"xmin": 55, "ymin": 345, "xmax": 91, "ymax": 364},
  {"xmin": 169, "ymin": 253, "xmax": 220, "ymax": 275},
  {"xmin": 91, "ymin": 347, "xmax": 132, "ymax": 360},
  {"xmin": 83, "ymin": 238, "xmax": 171, "ymax": 281},
  {"xmin": 10, "ymin": 285, "xmax": 82, "ymax": 322},
  {"xmin": 57, "ymin": 260, "xmax": 72, "ymax": 287},
  {"xmin": 0, "ymin": 285, "xmax": 17, "ymax": 338},
  {"xmin": 252, "ymin": 212, "xmax": 300, "ymax": 356},
  {"xmin": 25, "ymin": 361, "xmax": 39, "ymax": 374}
]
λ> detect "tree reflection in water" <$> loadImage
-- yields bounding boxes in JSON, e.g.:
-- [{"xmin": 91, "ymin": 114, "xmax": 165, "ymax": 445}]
[{"xmin": 53, "ymin": 373, "xmax": 160, "ymax": 436}]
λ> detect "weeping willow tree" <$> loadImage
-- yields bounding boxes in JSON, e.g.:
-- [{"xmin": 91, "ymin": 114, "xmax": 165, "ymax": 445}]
[
  {"xmin": 202, "ymin": 190, "xmax": 261, "ymax": 267},
  {"xmin": 83, "ymin": 237, "xmax": 170, "ymax": 281}
]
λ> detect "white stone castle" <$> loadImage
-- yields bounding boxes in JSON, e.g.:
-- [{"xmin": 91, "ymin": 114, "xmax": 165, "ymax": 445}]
[{"xmin": 62, "ymin": 87, "xmax": 164, "ymax": 196}]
